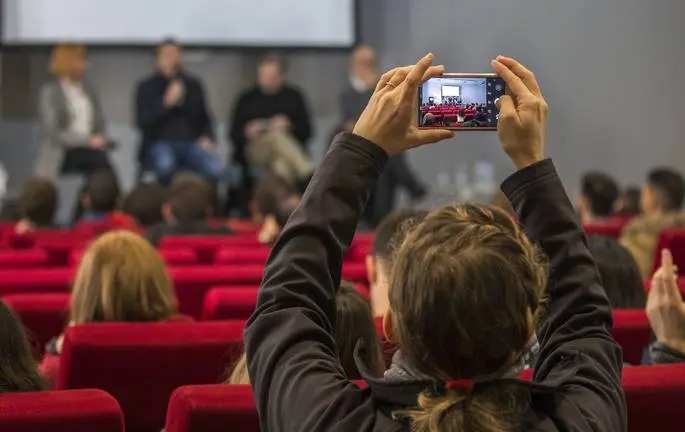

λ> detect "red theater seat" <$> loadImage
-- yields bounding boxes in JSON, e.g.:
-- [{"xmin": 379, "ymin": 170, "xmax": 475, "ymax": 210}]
[
  {"xmin": 69, "ymin": 248, "xmax": 199, "ymax": 267},
  {"xmin": 0, "ymin": 267, "xmax": 73, "ymax": 296},
  {"xmin": 215, "ymin": 248, "xmax": 269, "ymax": 265},
  {"xmin": 611, "ymin": 309, "xmax": 650, "ymax": 365},
  {"xmin": 623, "ymin": 364, "xmax": 685, "ymax": 432},
  {"xmin": 0, "ymin": 389, "xmax": 124, "ymax": 432},
  {"xmin": 653, "ymin": 228, "xmax": 685, "ymax": 273},
  {"xmin": 584, "ymin": 218, "xmax": 628, "ymax": 239},
  {"xmin": 160, "ymin": 236, "xmax": 264, "ymax": 263},
  {"xmin": 0, "ymin": 248, "xmax": 50, "ymax": 268},
  {"xmin": 58, "ymin": 321, "xmax": 244, "ymax": 432},
  {"xmin": 3, "ymin": 293, "xmax": 70, "ymax": 356},
  {"xmin": 201, "ymin": 287, "xmax": 258, "ymax": 321},
  {"xmin": 165, "ymin": 385, "xmax": 258, "ymax": 432}
]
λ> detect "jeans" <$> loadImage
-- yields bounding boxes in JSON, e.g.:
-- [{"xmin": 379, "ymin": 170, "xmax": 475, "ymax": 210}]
[{"xmin": 147, "ymin": 140, "xmax": 223, "ymax": 186}]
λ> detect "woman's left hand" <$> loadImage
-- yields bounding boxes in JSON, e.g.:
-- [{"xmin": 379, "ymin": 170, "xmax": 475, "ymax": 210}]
[{"xmin": 353, "ymin": 53, "xmax": 454, "ymax": 156}]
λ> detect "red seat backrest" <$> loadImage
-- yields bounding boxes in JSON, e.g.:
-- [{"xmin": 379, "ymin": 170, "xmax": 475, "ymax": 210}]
[
  {"xmin": 215, "ymin": 248, "xmax": 270, "ymax": 265},
  {"xmin": 584, "ymin": 217, "xmax": 628, "ymax": 239},
  {"xmin": 611, "ymin": 309, "xmax": 650, "ymax": 365},
  {"xmin": 3, "ymin": 293, "xmax": 70, "ymax": 356},
  {"xmin": 0, "ymin": 389, "xmax": 124, "ymax": 432},
  {"xmin": 69, "ymin": 248, "xmax": 199, "ymax": 267},
  {"xmin": 201, "ymin": 287, "xmax": 258, "ymax": 320},
  {"xmin": 0, "ymin": 249, "xmax": 50, "ymax": 268},
  {"xmin": 160, "ymin": 236, "xmax": 264, "ymax": 263},
  {"xmin": 623, "ymin": 364, "xmax": 685, "ymax": 432},
  {"xmin": 58, "ymin": 321, "xmax": 244, "ymax": 432},
  {"xmin": 165, "ymin": 385, "xmax": 258, "ymax": 432},
  {"xmin": 653, "ymin": 229, "xmax": 685, "ymax": 274},
  {"xmin": 0, "ymin": 267, "xmax": 73, "ymax": 296}
]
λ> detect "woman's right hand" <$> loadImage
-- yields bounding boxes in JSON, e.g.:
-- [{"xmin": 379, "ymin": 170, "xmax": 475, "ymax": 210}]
[{"xmin": 491, "ymin": 56, "xmax": 548, "ymax": 170}]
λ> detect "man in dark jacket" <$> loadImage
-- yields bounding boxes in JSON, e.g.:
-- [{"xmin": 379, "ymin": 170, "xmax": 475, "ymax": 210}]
[
  {"xmin": 135, "ymin": 39, "xmax": 222, "ymax": 186},
  {"xmin": 229, "ymin": 54, "xmax": 313, "ymax": 187}
]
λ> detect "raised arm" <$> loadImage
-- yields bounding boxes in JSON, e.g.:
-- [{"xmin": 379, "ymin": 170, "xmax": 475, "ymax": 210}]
[
  {"xmin": 244, "ymin": 54, "xmax": 452, "ymax": 431},
  {"xmin": 494, "ymin": 56, "xmax": 625, "ymax": 428}
]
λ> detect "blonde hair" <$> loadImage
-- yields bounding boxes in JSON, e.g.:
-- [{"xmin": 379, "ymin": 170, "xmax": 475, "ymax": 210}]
[
  {"xmin": 389, "ymin": 203, "xmax": 547, "ymax": 431},
  {"xmin": 49, "ymin": 44, "xmax": 86, "ymax": 78},
  {"xmin": 227, "ymin": 354, "xmax": 250, "ymax": 385},
  {"xmin": 70, "ymin": 230, "xmax": 177, "ymax": 324}
]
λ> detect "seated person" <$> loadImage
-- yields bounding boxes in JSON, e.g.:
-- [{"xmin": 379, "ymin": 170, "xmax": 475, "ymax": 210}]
[
  {"xmin": 14, "ymin": 177, "xmax": 58, "ymax": 234},
  {"xmin": 122, "ymin": 182, "xmax": 168, "ymax": 227},
  {"xmin": 587, "ymin": 235, "xmax": 646, "ymax": 309},
  {"xmin": 339, "ymin": 45, "xmax": 379, "ymax": 133},
  {"xmin": 614, "ymin": 186, "xmax": 641, "ymax": 216},
  {"xmin": 646, "ymin": 249, "xmax": 685, "ymax": 364},
  {"xmin": 366, "ymin": 210, "xmax": 427, "ymax": 317},
  {"xmin": 462, "ymin": 114, "xmax": 480, "ymax": 127},
  {"xmin": 145, "ymin": 174, "xmax": 232, "ymax": 246},
  {"xmin": 229, "ymin": 54, "xmax": 313, "ymax": 187},
  {"xmin": 250, "ymin": 172, "xmax": 301, "ymax": 245},
  {"xmin": 227, "ymin": 281, "xmax": 383, "ymax": 384},
  {"xmin": 620, "ymin": 167, "xmax": 685, "ymax": 276},
  {"xmin": 422, "ymin": 112, "xmax": 436, "ymax": 126},
  {"xmin": 0, "ymin": 299, "xmax": 45, "ymax": 392},
  {"xmin": 456, "ymin": 109, "xmax": 466, "ymax": 123},
  {"xmin": 78, "ymin": 169, "xmax": 135, "ymax": 227},
  {"xmin": 135, "ymin": 39, "xmax": 222, "ymax": 186},
  {"xmin": 578, "ymin": 172, "xmax": 619, "ymax": 224},
  {"xmin": 39, "ymin": 230, "xmax": 186, "ymax": 386}
]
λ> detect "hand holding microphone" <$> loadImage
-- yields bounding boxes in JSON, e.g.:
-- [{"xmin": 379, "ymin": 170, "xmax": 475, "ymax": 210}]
[{"xmin": 164, "ymin": 79, "xmax": 185, "ymax": 108}]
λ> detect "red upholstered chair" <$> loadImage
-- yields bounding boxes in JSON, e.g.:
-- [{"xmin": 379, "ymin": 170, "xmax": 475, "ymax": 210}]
[
  {"xmin": 165, "ymin": 385, "xmax": 258, "ymax": 432},
  {"xmin": 0, "ymin": 267, "xmax": 73, "ymax": 296},
  {"xmin": 0, "ymin": 389, "xmax": 124, "ymax": 432},
  {"xmin": 623, "ymin": 364, "xmax": 685, "ymax": 432},
  {"xmin": 214, "ymin": 248, "xmax": 269, "ymax": 265},
  {"xmin": 58, "ymin": 321, "xmax": 244, "ymax": 432},
  {"xmin": 201, "ymin": 287, "xmax": 258, "ymax": 321},
  {"xmin": 611, "ymin": 309, "xmax": 651, "ymax": 365},
  {"xmin": 160, "ymin": 236, "xmax": 264, "ymax": 263},
  {"xmin": 3, "ymin": 293, "xmax": 70, "ymax": 356},
  {"xmin": 69, "ymin": 247, "xmax": 199, "ymax": 267},
  {"xmin": 653, "ymin": 228, "xmax": 685, "ymax": 274},
  {"xmin": 345, "ymin": 242, "xmax": 371, "ymax": 263},
  {"xmin": 0, "ymin": 249, "xmax": 50, "ymax": 268},
  {"xmin": 584, "ymin": 218, "xmax": 627, "ymax": 239}
]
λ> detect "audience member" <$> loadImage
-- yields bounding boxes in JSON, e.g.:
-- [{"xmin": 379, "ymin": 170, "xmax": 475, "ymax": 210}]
[
  {"xmin": 227, "ymin": 281, "xmax": 382, "ymax": 384},
  {"xmin": 229, "ymin": 54, "xmax": 313, "ymax": 187},
  {"xmin": 578, "ymin": 172, "xmax": 619, "ymax": 223},
  {"xmin": 457, "ymin": 108, "xmax": 466, "ymax": 123},
  {"xmin": 135, "ymin": 38, "xmax": 222, "ymax": 186},
  {"xmin": 0, "ymin": 300, "xmax": 45, "ymax": 392},
  {"xmin": 35, "ymin": 44, "xmax": 112, "ymax": 180},
  {"xmin": 15, "ymin": 177, "xmax": 58, "ymax": 234},
  {"xmin": 122, "ymin": 183, "xmax": 168, "ymax": 227},
  {"xmin": 39, "ymin": 230, "xmax": 185, "ymax": 386},
  {"xmin": 646, "ymin": 249, "xmax": 685, "ymax": 364},
  {"xmin": 251, "ymin": 172, "xmax": 301, "ymax": 245},
  {"xmin": 587, "ymin": 235, "xmax": 646, "ymax": 309},
  {"xmin": 366, "ymin": 209, "xmax": 427, "ymax": 316},
  {"xmin": 244, "ymin": 55, "xmax": 625, "ymax": 431},
  {"xmin": 614, "ymin": 186, "xmax": 641, "ymax": 216},
  {"xmin": 145, "ymin": 174, "xmax": 231, "ymax": 246},
  {"xmin": 78, "ymin": 169, "xmax": 134, "ymax": 227},
  {"xmin": 620, "ymin": 167, "xmax": 685, "ymax": 276},
  {"xmin": 340, "ymin": 45, "xmax": 378, "ymax": 131}
]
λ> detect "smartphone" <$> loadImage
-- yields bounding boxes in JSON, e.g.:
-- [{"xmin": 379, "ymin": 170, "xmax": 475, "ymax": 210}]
[{"xmin": 418, "ymin": 73, "xmax": 506, "ymax": 131}]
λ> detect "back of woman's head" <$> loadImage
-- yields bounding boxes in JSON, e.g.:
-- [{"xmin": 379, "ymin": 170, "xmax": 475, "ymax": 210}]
[
  {"xmin": 0, "ymin": 300, "xmax": 44, "ymax": 392},
  {"xmin": 389, "ymin": 203, "xmax": 546, "ymax": 431},
  {"xmin": 335, "ymin": 281, "xmax": 383, "ymax": 379},
  {"xmin": 70, "ymin": 230, "xmax": 176, "ymax": 324},
  {"xmin": 587, "ymin": 235, "xmax": 645, "ymax": 308}
]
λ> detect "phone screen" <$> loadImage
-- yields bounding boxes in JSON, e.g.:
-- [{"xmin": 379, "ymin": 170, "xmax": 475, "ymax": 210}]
[{"xmin": 418, "ymin": 75, "xmax": 506, "ymax": 130}]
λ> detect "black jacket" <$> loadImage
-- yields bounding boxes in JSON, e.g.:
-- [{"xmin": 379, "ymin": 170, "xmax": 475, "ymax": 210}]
[
  {"xmin": 135, "ymin": 72, "xmax": 215, "ymax": 161},
  {"xmin": 228, "ymin": 85, "xmax": 312, "ymax": 165},
  {"xmin": 244, "ymin": 133, "xmax": 626, "ymax": 431}
]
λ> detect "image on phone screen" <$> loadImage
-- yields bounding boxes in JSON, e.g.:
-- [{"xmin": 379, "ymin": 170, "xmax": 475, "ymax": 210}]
[{"xmin": 418, "ymin": 75, "xmax": 506, "ymax": 130}]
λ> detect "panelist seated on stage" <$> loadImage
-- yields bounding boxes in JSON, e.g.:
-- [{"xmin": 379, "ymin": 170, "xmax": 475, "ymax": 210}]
[
  {"xmin": 229, "ymin": 54, "xmax": 313, "ymax": 186},
  {"xmin": 135, "ymin": 38, "xmax": 222, "ymax": 186}
]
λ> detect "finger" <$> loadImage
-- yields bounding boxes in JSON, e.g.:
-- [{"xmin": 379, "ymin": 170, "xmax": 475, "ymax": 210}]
[
  {"xmin": 404, "ymin": 53, "xmax": 435, "ymax": 91},
  {"xmin": 401, "ymin": 64, "xmax": 445, "ymax": 103},
  {"xmin": 375, "ymin": 67, "xmax": 403, "ymax": 93},
  {"xmin": 662, "ymin": 249, "xmax": 674, "ymax": 273},
  {"xmin": 496, "ymin": 55, "xmax": 542, "ymax": 97},
  {"xmin": 491, "ymin": 59, "xmax": 531, "ymax": 101},
  {"xmin": 496, "ymin": 95, "xmax": 520, "ymax": 126},
  {"xmin": 411, "ymin": 128, "xmax": 454, "ymax": 147},
  {"xmin": 387, "ymin": 67, "xmax": 412, "ymax": 88}
]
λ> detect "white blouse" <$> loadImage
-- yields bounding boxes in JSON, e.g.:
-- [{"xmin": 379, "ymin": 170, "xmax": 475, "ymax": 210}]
[{"xmin": 60, "ymin": 80, "xmax": 94, "ymax": 138}]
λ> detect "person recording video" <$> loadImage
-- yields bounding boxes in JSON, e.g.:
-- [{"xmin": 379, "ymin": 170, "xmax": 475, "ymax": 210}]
[{"xmin": 135, "ymin": 38, "xmax": 222, "ymax": 186}]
